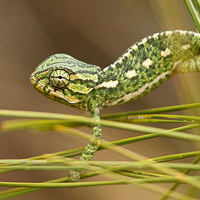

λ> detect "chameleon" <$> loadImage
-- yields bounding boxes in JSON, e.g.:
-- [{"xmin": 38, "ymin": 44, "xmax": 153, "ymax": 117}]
[{"xmin": 30, "ymin": 30, "xmax": 200, "ymax": 181}]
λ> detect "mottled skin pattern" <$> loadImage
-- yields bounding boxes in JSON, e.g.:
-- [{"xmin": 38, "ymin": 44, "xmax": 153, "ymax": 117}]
[{"xmin": 30, "ymin": 30, "xmax": 200, "ymax": 181}]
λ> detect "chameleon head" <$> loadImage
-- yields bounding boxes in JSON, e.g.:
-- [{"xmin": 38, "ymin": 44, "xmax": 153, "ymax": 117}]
[{"xmin": 30, "ymin": 54, "xmax": 101, "ymax": 110}]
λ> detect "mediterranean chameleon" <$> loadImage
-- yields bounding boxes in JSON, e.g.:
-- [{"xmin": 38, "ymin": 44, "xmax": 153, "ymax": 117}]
[{"xmin": 30, "ymin": 30, "xmax": 200, "ymax": 181}]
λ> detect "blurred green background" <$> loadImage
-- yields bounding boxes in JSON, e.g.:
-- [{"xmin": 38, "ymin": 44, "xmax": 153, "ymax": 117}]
[{"xmin": 0, "ymin": 0, "xmax": 199, "ymax": 199}]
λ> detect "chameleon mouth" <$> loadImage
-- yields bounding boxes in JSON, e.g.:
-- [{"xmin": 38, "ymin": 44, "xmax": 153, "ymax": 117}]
[
  {"xmin": 30, "ymin": 75, "xmax": 81, "ymax": 104},
  {"xmin": 30, "ymin": 74, "xmax": 39, "ymax": 89}
]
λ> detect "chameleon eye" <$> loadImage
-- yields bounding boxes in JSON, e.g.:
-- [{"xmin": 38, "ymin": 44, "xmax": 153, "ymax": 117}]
[{"xmin": 49, "ymin": 69, "xmax": 70, "ymax": 89}]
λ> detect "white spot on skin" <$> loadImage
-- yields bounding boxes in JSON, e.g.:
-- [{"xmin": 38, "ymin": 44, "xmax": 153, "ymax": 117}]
[
  {"xmin": 142, "ymin": 58, "xmax": 152, "ymax": 69},
  {"xmin": 165, "ymin": 31, "xmax": 172, "ymax": 36},
  {"xmin": 181, "ymin": 44, "xmax": 190, "ymax": 50},
  {"xmin": 95, "ymin": 80, "xmax": 119, "ymax": 89},
  {"xmin": 179, "ymin": 30, "xmax": 186, "ymax": 35},
  {"xmin": 138, "ymin": 38, "xmax": 147, "ymax": 46},
  {"xmin": 103, "ymin": 71, "xmax": 171, "ymax": 107},
  {"xmin": 153, "ymin": 33, "xmax": 159, "ymax": 39},
  {"xmin": 161, "ymin": 48, "xmax": 171, "ymax": 57},
  {"xmin": 110, "ymin": 64, "xmax": 116, "ymax": 69},
  {"xmin": 125, "ymin": 69, "xmax": 137, "ymax": 78},
  {"xmin": 133, "ymin": 45, "xmax": 138, "ymax": 51}
]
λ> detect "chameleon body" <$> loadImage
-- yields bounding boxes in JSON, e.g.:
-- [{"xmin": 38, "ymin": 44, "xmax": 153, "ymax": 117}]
[{"xmin": 30, "ymin": 30, "xmax": 200, "ymax": 181}]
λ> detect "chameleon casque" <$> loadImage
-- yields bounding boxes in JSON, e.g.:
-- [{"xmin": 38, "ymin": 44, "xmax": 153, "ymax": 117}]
[{"xmin": 30, "ymin": 30, "xmax": 200, "ymax": 181}]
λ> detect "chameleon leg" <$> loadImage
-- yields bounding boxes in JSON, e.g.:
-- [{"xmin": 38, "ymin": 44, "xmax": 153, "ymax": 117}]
[{"xmin": 69, "ymin": 108, "xmax": 102, "ymax": 181}]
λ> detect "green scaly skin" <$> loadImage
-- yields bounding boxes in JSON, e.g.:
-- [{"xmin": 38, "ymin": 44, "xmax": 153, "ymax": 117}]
[{"xmin": 30, "ymin": 30, "xmax": 200, "ymax": 181}]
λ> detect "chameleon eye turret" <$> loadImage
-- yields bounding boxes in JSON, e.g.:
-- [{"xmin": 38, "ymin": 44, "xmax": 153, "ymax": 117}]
[
  {"xmin": 49, "ymin": 69, "xmax": 70, "ymax": 89},
  {"xmin": 31, "ymin": 30, "xmax": 200, "ymax": 181}
]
